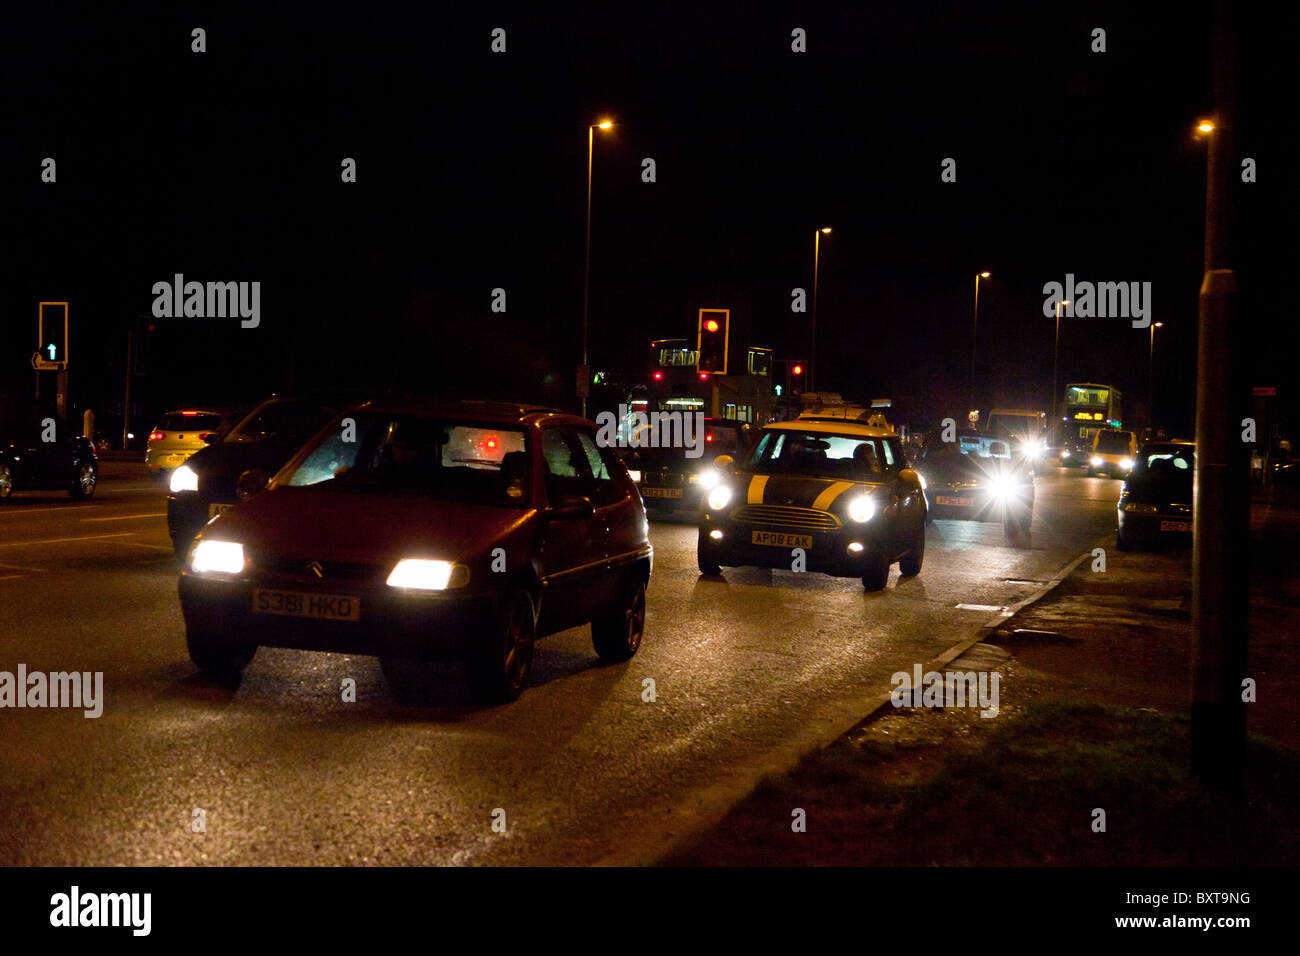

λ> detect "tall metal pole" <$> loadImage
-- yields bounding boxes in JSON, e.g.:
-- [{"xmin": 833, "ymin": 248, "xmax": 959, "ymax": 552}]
[
  {"xmin": 1148, "ymin": 324, "xmax": 1156, "ymax": 431},
  {"xmin": 811, "ymin": 230, "xmax": 821, "ymax": 394},
  {"xmin": 1052, "ymin": 301, "xmax": 1062, "ymax": 436},
  {"xmin": 1191, "ymin": 0, "xmax": 1246, "ymax": 797},
  {"xmin": 122, "ymin": 328, "xmax": 133, "ymax": 451},
  {"xmin": 969, "ymin": 274, "xmax": 981, "ymax": 414},
  {"xmin": 581, "ymin": 125, "xmax": 594, "ymax": 419}
]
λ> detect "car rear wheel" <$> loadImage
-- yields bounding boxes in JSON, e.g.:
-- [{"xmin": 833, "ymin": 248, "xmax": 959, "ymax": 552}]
[
  {"xmin": 899, "ymin": 519, "xmax": 925, "ymax": 576},
  {"xmin": 697, "ymin": 535, "xmax": 723, "ymax": 575},
  {"xmin": 70, "ymin": 462, "xmax": 96, "ymax": 498},
  {"xmin": 592, "ymin": 579, "xmax": 646, "ymax": 662},
  {"xmin": 0, "ymin": 463, "xmax": 12, "ymax": 501},
  {"xmin": 1116, "ymin": 528, "xmax": 1134, "ymax": 551},
  {"xmin": 465, "ymin": 589, "xmax": 536, "ymax": 704},
  {"xmin": 186, "ymin": 626, "xmax": 255, "ymax": 683},
  {"xmin": 861, "ymin": 552, "xmax": 890, "ymax": 591}
]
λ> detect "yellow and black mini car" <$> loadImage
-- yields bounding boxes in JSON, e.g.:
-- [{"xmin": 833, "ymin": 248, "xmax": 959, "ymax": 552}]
[{"xmin": 696, "ymin": 420, "xmax": 927, "ymax": 590}]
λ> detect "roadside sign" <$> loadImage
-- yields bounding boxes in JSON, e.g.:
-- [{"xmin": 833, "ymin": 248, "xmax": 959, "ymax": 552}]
[{"xmin": 1253, "ymin": 386, "xmax": 1277, "ymax": 397}]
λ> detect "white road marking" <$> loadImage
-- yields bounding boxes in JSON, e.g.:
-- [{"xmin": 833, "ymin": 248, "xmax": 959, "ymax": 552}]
[
  {"xmin": 81, "ymin": 513, "xmax": 167, "ymax": 522},
  {"xmin": 0, "ymin": 532, "xmax": 134, "ymax": 547},
  {"xmin": 0, "ymin": 505, "xmax": 98, "ymax": 517},
  {"xmin": 955, "ymin": 603, "xmax": 1005, "ymax": 612}
]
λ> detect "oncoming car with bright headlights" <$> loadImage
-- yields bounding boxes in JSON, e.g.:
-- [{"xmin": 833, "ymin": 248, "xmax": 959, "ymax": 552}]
[
  {"xmin": 177, "ymin": 400, "xmax": 652, "ymax": 703},
  {"xmin": 914, "ymin": 432, "xmax": 1035, "ymax": 548},
  {"xmin": 622, "ymin": 418, "xmax": 752, "ymax": 519},
  {"xmin": 696, "ymin": 420, "xmax": 926, "ymax": 590}
]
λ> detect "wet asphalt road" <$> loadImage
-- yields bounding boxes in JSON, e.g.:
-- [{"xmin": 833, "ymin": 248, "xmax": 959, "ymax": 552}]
[{"xmin": 0, "ymin": 463, "xmax": 1119, "ymax": 865}]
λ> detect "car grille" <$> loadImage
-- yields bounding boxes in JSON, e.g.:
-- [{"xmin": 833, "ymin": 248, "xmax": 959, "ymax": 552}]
[
  {"xmin": 731, "ymin": 504, "xmax": 840, "ymax": 532},
  {"xmin": 251, "ymin": 552, "xmax": 387, "ymax": 584}
]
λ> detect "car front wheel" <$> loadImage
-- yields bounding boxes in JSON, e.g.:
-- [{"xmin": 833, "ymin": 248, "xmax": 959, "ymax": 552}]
[
  {"xmin": 697, "ymin": 535, "xmax": 723, "ymax": 575},
  {"xmin": 861, "ymin": 552, "xmax": 890, "ymax": 591},
  {"xmin": 592, "ymin": 579, "xmax": 646, "ymax": 662},
  {"xmin": 71, "ymin": 461, "xmax": 96, "ymax": 498},
  {"xmin": 465, "ymin": 589, "xmax": 536, "ymax": 704},
  {"xmin": 899, "ymin": 519, "xmax": 925, "ymax": 576},
  {"xmin": 186, "ymin": 626, "xmax": 255, "ymax": 683}
]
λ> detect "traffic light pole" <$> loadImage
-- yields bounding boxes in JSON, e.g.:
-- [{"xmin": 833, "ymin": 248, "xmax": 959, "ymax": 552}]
[{"xmin": 122, "ymin": 328, "xmax": 133, "ymax": 451}]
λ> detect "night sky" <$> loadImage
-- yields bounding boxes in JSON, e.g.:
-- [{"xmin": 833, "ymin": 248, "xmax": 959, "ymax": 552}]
[{"xmin": 3, "ymin": 1, "xmax": 1295, "ymax": 436}]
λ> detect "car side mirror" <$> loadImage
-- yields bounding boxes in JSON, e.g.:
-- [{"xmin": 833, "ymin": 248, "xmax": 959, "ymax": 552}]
[
  {"xmin": 713, "ymin": 454, "xmax": 735, "ymax": 470},
  {"xmin": 235, "ymin": 468, "xmax": 271, "ymax": 501},
  {"xmin": 546, "ymin": 495, "xmax": 594, "ymax": 521}
]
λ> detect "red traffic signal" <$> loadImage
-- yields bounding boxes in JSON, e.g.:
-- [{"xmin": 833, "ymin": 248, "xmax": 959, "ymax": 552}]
[
  {"xmin": 704, "ymin": 318, "xmax": 719, "ymax": 332},
  {"xmin": 791, "ymin": 364, "xmax": 804, "ymax": 376}
]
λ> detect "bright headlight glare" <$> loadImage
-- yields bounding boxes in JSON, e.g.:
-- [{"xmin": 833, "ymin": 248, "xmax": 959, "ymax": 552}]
[
  {"xmin": 1091, "ymin": 456, "xmax": 1103, "ymax": 467},
  {"xmin": 191, "ymin": 540, "xmax": 244, "ymax": 574},
  {"xmin": 386, "ymin": 559, "xmax": 456, "ymax": 590},
  {"xmin": 1120, "ymin": 458, "xmax": 1134, "ymax": 471},
  {"xmin": 992, "ymin": 475, "xmax": 1015, "ymax": 499},
  {"xmin": 1061, "ymin": 450, "xmax": 1071, "ymax": 458},
  {"xmin": 848, "ymin": 495, "xmax": 877, "ymax": 522},
  {"xmin": 696, "ymin": 469, "xmax": 721, "ymax": 490},
  {"xmin": 627, "ymin": 469, "xmax": 642, "ymax": 483},
  {"xmin": 170, "ymin": 464, "xmax": 199, "ymax": 493},
  {"xmin": 706, "ymin": 485, "xmax": 732, "ymax": 511}
]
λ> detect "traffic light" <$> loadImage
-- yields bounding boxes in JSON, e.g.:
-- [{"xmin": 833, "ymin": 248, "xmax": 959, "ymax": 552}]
[
  {"xmin": 697, "ymin": 309, "xmax": 729, "ymax": 374},
  {"xmin": 38, "ymin": 302, "xmax": 68, "ymax": 366},
  {"xmin": 786, "ymin": 360, "xmax": 806, "ymax": 393}
]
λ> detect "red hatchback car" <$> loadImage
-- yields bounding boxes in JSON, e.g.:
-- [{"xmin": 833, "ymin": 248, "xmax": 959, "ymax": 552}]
[{"xmin": 177, "ymin": 399, "xmax": 653, "ymax": 702}]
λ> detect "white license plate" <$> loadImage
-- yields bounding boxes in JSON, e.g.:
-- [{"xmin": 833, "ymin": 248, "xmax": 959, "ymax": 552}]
[
  {"xmin": 252, "ymin": 589, "xmax": 361, "ymax": 621},
  {"xmin": 1160, "ymin": 520, "xmax": 1192, "ymax": 532},
  {"xmin": 208, "ymin": 502, "xmax": 234, "ymax": 518},
  {"xmin": 642, "ymin": 487, "xmax": 683, "ymax": 499},
  {"xmin": 752, "ymin": 531, "xmax": 813, "ymax": 548},
  {"xmin": 936, "ymin": 495, "xmax": 975, "ymax": 506}
]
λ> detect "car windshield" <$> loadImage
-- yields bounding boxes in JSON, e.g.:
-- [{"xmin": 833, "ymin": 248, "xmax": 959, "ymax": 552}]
[
  {"xmin": 986, "ymin": 416, "xmax": 1041, "ymax": 440},
  {"xmin": 1095, "ymin": 431, "xmax": 1133, "ymax": 454},
  {"xmin": 280, "ymin": 414, "xmax": 530, "ymax": 508},
  {"xmin": 1137, "ymin": 446, "xmax": 1194, "ymax": 475},
  {"xmin": 924, "ymin": 435, "xmax": 1014, "ymax": 463},
  {"xmin": 747, "ymin": 430, "xmax": 892, "ymax": 481},
  {"xmin": 227, "ymin": 400, "xmax": 336, "ymax": 444}
]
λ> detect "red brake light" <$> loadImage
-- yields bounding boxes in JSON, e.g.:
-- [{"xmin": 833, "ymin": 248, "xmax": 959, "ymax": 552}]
[
  {"xmin": 652, "ymin": 371, "xmax": 663, "ymax": 381},
  {"xmin": 181, "ymin": 410, "xmax": 199, "ymax": 416},
  {"xmin": 148, "ymin": 429, "xmax": 164, "ymax": 441},
  {"xmin": 699, "ymin": 372, "xmax": 709, "ymax": 381},
  {"xmin": 706, "ymin": 433, "xmax": 714, "ymax": 442}
]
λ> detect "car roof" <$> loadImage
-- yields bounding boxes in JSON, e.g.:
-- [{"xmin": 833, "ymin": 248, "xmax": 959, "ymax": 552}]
[
  {"xmin": 351, "ymin": 397, "xmax": 579, "ymax": 427},
  {"xmin": 763, "ymin": 419, "xmax": 896, "ymax": 438},
  {"xmin": 1141, "ymin": 439, "xmax": 1195, "ymax": 447}
]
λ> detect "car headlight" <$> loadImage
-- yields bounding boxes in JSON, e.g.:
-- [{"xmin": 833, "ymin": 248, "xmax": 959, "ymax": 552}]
[
  {"xmin": 170, "ymin": 464, "xmax": 199, "ymax": 493},
  {"xmin": 1061, "ymin": 450, "xmax": 1071, "ymax": 458},
  {"xmin": 190, "ymin": 540, "xmax": 244, "ymax": 574},
  {"xmin": 848, "ymin": 495, "xmax": 877, "ymax": 522},
  {"xmin": 627, "ymin": 469, "xmax": 642, "ymax": 483},
  {"xmin": 991, "ymin": 474, "xmax": 1015, "ymax": 499},
  {"xmin": 694, "ymin": 468, "xmax": 721, "ymax": 490},
  {"xmin": 386, "ymin": 558, "xmax": 467, "ymax": 590},
  {"xmin": 1090, "ymin": 456, "xmax": 1103, "ymax": 467},
  {"xmin": 706, "ymin": 485, "xmax": 732, "ymax": 511},
  {"xmin": 1120, "ymin": 458, "xmax": 1134, "ymax": 471}
]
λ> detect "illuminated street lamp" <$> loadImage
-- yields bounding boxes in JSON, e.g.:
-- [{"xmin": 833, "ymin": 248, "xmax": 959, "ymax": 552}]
[
  {"xmin": 582, "ymin": 118, "xmax": 615, "ymax": 417},
  {"xmin": 1148, "ymin": 321, "xmax": 1164, "ymax": 429},
  {"xmin": 811, "ymin": 227, "xmax": 832, "ymax": 392},
  {"xmin": 969, "ymin": 272, "xmax": 991, "ymax": 414}
]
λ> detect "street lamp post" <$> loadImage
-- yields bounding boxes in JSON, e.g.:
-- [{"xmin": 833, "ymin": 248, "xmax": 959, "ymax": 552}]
[
  {"xmin": 969, "ymin": 272, "xmax": 990, "ymax": 415},
  {"xmin": 811, "ymin": 227, "xmax": 831, "ymax": 393},
  {"xmin": 581, "ymin": 119, "xmax": 614, "ymax": 419},
  {"xmin": 1052, "ymin": 298, "xmax": 1069, "ymax": 439},
  {"xmin": 1148, "ymin": 321, "xmax": 1164, "ymax": 432}
]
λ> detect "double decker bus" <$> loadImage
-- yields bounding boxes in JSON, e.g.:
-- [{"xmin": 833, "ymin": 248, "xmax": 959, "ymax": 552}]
[
  {"xmin": 627, "ymin": 334, "xmax": 777, "ymax": 436},
  {"xmin": 1058, "ymin": 383, "xmax": 1123, "ymax": 465}
]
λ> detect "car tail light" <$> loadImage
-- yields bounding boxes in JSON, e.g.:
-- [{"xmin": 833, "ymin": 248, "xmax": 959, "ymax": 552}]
[
  {"xmin": 148, "ymin": 429, "xmax": 164, "ymax": 441},
  {"xmin": 199, "ymin": 432, "xmax": 218, "ymax": 442}
]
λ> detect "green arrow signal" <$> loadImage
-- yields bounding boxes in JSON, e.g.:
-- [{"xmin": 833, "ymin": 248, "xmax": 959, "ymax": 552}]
[{"xmin": 46, "ymin": 344, "xmax": 57, "ymax": 360}]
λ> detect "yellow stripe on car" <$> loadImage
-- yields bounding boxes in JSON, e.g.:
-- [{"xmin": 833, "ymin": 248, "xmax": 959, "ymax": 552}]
[
  {"xmin": 812, "ymin": 481, "xmax": 856, "ymax": 511},
  {"xmin": 747, "ymin": 475, "xmax": 769, "ymax": 504}
]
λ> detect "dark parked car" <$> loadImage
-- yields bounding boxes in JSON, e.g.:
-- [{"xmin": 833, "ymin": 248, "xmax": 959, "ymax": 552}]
[
  {"xmin": 623, "ymin": 418, "xmax": 754, "ymax": 519},
  {"xmin": 913, "ymin": 432, "xmax": 1034, "ymax": 547},
  {"xmin": 0, "ymin": 413, "xmax": 98, "ymax": 501},
  {"xmin": 697, "ymin": 418, "xmax": 926, "ymax": 590},
  {"xmin": 1116, "ymin": 440, "xmax": 1194, "ymax": 550},
  {"xmin": 177, "ymin": 399, "xmax": 653, "ymax": 703},
  {"xmin": 166, "ymin": 392, "xmax": 368, "ymax": 557}
]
